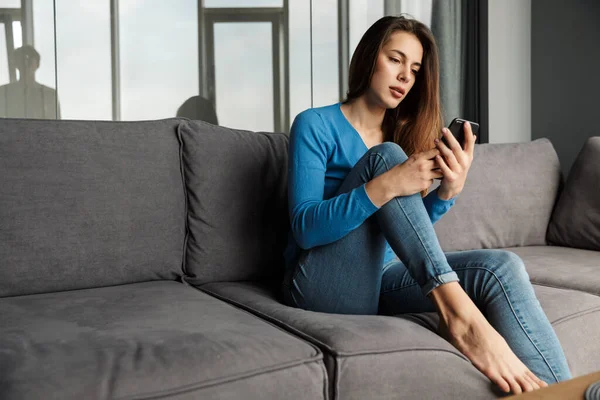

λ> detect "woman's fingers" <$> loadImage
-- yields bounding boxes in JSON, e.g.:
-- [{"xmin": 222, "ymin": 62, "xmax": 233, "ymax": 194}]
[
  {"xmin": 437, "ymin": 130, "xmax": 461, "ymax": 169},
  {"xmin": 423, "ymin": 147, "xmax": 441, "ymax": 160},
  {"xmin": 434, "ymin": 154, "xmax": 451, "ymax": 177},
  {"xmin": 464, "ymin": 122, "xmax": 477, "ymax": 155}
]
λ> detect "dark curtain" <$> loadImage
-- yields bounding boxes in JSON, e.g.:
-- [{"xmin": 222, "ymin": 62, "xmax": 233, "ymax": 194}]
[{"xmin": 431, "ymin": 0, "xmax": 486, "ymax": 142}]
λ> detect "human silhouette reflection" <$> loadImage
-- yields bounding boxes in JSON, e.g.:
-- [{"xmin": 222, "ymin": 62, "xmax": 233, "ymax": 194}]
[
  {"xmin": 0, "ymin": 45, "xmax": 60, "ymax": 119},
  {"xmin": 176, "ymin": 95, "xmax": 218, "ymax": 125}
]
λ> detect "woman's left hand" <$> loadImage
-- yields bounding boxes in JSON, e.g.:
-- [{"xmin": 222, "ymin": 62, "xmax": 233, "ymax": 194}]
[{"xmin": 433, "ymin": 122, "xmax": 477, "ymax": 200}]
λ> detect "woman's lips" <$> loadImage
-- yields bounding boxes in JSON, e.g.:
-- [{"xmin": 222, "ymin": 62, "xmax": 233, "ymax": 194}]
[{"xmin": 390, "ymin": 87, "xmax": 404, "ymax": 99}]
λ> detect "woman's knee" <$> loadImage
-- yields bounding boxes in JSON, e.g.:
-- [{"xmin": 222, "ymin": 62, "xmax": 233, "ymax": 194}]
[
  {"xmin": 369, "ymin": 142, "xmax": 409, "ymax": 165},
  {"xmin": 490, "ymin": 250, "xmax": 531, "ymax": 282}
]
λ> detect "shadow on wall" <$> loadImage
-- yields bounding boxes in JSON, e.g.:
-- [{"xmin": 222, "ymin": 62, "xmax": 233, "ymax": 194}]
[{"xmin": 176, "ymin": 95, "xmax": 219, "ymax": 125}]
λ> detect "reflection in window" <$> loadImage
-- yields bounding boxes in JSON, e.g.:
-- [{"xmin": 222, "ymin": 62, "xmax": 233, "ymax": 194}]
[
  {"xmin": 0, "ymin": 44, "xmax": 59, "ymax": 119},
  {"xmin": 33, "ymin": 0, "xmax": 57, "ymax": 113},
  {"xmin": 0, "ymin": 0, "xmax": 58, "ymax": 120}
]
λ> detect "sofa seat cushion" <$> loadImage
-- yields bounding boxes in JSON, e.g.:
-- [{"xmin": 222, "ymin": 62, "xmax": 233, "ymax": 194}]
[
  {"xmin": 0, "ymin": 281, "xmax": 326, "ymax": 400},
  {"xmin": 199, "ymin": 282, "xmax": 502, "ymax": 399},
  {"xmin": 505, "ymin": 245, "xmax": 600, "ymax": 296},
  {"xmin": 199, "ymin": 280, "xmax": 600, "ymax": 400},
  {"xmin": 528, "ymin": 285, "xmax": 600, "ymax": 376}
]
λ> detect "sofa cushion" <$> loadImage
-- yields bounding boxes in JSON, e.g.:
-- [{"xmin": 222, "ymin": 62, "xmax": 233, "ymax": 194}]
[
  {"xmin": 0, "ymin": 118, "xmax": 187, "ymax": 297},
  {"xmin": 528, "ymin": 285, "xmax": 600, "ymax": 377},
  {"xmin": 197, "ymin": 282, "xmax": 498, "ymax": 399},
  {"xmin": 547, "ymin": 137, "xmax": 600, "ymax": 251},
  {"xmin": 178, "ymin": 120, "xmax": 289, "ymax": 285},
  {"xmin": 199, "ymin": 280, "xmax": 600, "ymax": 399},
  {"xmin": 0, "ymin": 281, "xmax": 326, "ymax": 400},
  {"xmin": 429, "ymin": 138, "xmax": 562, "ymax": 251},
  {"xmin": 505, "ymin": 245, "xmax": 600, "ymax": 296}
]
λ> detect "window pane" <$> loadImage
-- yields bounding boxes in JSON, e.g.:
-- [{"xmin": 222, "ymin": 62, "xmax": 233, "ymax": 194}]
[
  {"xmin": 213, "ymin": 22, "xmax": 273, "ymax": 132},
  {"xmin": 33, "ymin": 1, "xmax": 55, "ymax": 91},
  {"xmin": 0, "ymin": 1, "xmax": 57, "ymax": 119},
  {"xmin": 0, "ymin": 0, "xmax": 19, "ymax": 7},
  {"xmin": 204, "ymin": 0, "xmax": 283, "ymax": 8},
  {"xmin": 349, "ymin": 0, "xmax": 383, "ymax": 56},
  {"xmin": 55, "ymin": 1, "xmax": 111, "ymax": 120},
  {"xmin": 119, "ymin": 0, "xmax": 198, "ymax": 121},
  {"xmin": 288, "ymin": 0, "xmax": 311, "ymax": 127},
  {"xmin": 311, "ymin": 0, "xmax": 338, "ymax": 107},
  {"xmin": 0, "ymin": 24, "xmax": 8, "ymax": 85}
]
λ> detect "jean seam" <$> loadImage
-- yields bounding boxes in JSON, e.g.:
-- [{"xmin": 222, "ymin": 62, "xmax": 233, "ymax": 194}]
[
  {"xmin": 452, "ymin": 266, "xmax": 561, "ymax": 383},
  {"xmin": 380, "ymin": 271, "xmax": 459, "ymax": 295},
  {"xmin": 371, "ymin": 152, "xmax": 448, "ymax": 281},
  {"xmin": 380, "ymin": 281, "xmax": 420, "ymax": 294}
]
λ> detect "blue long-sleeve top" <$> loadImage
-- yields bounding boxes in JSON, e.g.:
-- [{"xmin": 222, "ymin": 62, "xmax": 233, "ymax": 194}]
[{"xmin": 283, "ymin": 102, "xmax": 457, "ymax": 269}]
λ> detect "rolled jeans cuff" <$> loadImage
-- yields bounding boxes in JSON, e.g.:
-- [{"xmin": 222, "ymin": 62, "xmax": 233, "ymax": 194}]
[{"xmin": 421, "ymin": 271, "xmax": 460, "ymax": 297}]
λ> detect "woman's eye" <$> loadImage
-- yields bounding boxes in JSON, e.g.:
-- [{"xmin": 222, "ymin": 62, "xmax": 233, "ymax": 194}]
[
  {"xmin": 412, "ymin": 70, "xmax": 419, "ymax": 75},
  {"xmin": 390, "ymin": 57, "xmax": 400, "ymax": 63}
]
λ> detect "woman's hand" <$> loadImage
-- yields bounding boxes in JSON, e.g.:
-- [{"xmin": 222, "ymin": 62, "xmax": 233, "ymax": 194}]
[
  {"xmin": 388, "ymin": 147, "xmax": 445, "ymax": 198},
  {"xmin": 434, "ymin": 122, "xmax": 477, "ymax": 200}
]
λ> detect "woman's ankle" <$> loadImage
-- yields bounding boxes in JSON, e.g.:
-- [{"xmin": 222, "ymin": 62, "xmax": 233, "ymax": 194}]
[{"xmin": 428, "ymin": 281, "xmax": 480, "ymax": 325}]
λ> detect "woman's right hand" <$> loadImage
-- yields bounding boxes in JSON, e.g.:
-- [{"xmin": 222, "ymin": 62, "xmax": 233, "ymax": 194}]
[{"xmin": 388, "ymin": 147, "xmax": 444, "ymax": 197}]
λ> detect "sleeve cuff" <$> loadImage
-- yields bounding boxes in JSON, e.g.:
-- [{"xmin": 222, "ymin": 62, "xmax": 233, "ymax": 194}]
[{"xmin": 356, "ymin": 183, "xmax": 381, "ymax": 214}]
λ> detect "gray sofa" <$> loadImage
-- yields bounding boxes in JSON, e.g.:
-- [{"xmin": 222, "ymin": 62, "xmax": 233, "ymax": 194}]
[{"xmin": 0, "ymin": 117, "xmax": 598, "ymax": 399}]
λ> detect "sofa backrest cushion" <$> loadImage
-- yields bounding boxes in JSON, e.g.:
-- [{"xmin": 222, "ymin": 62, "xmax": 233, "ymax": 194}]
[
  {"xmin": 547, "ymin": 136, "xmax": 600, "ymax": 251},
  {"xmin": 178, "ymin": 120, "xmax": 289, "ymax": 285},
  {"xmin": 432, "ymin": 138, "xmax": 562, "ymax": 251},
  {"xmin": 0, "ymin": 118, "xmax": 187, "ymax": 297}
]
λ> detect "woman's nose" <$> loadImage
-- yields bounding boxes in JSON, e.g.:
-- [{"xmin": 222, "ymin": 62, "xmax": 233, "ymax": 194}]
[
  {"xmin": 398, "ymin": 65, "xmax": 411, "ymax": 83},
  {"xmin": 398, "ymin": 70, "xmax": 409, "ymax": 83}
]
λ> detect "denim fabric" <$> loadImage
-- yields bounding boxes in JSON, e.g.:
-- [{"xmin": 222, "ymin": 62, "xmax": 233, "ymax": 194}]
[{"xmin": 281, "ymin": 142, "xmax": 572, "ymax": 384}]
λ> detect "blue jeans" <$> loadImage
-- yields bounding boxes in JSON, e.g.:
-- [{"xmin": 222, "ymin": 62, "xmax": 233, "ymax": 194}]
[{"xmin": 281, "ymin": 142, "xmax": 572, "ymax": 384}]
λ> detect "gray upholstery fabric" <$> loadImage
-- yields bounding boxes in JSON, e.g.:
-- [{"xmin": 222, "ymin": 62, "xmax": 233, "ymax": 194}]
[
  {"xmin": 529, "ymin": 285, "xmax": 600, "ymax": 377},
  {"xmin": 0, "ymin": 118, "xmax": 187, "ymax": 297},
  {"xmin": 506, "ymin": 245, "xmax": 600, "ymax": 296},
  {"xmin": 0, "ymin": 281, "xmax": 326, "ymax": 400},
  {"xmin": 547, "ymin": 137, "xmax": 600, "ymax": 251},
  {"xmin": 430, "ymin": 138, "xmax": 562, "ymax": 251},
  {"xmin": 178, "ymin": 120, "xmax": 289, "ymax": 285},
  {"xmin": 199, "ymin": 280, "xmax": 600, "ymax": 399}
]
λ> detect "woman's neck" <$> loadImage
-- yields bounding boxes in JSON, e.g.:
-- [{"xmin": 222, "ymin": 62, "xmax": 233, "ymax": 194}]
[{"xmin": 341, "ymin": 96, "xmax": 386, "ymax": 136}]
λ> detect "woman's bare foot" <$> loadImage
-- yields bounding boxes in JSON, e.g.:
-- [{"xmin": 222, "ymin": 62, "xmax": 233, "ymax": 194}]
[{"xmin": 429, "ymin": 282, "xmax": 549, "ymax": 394}]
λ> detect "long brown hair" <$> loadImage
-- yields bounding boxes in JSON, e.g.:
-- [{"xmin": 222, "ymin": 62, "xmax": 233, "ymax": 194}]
[{"xmin": 345, "ymin": 15, "xmax": 442, "ymax": 197}]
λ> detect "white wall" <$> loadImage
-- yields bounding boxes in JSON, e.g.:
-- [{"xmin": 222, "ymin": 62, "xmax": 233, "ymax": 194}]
[{"xmin": 488, "ymin": 0, "xmax": 531, "ymax": 143}]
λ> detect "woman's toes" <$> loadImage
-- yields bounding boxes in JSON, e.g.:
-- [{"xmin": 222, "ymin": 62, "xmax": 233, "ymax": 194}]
[
  {"xmin": 516, "ymin": 374, "xmax": 534, "ymax": 392},
  {"xmin": 527, "ymin": 370, "xmax": 548, "ymax": 388},
  {"xmin": 525, "ymin": 374, "xmax": 540, "ymax": 390},
  {"xmin": 506, "ymin": 377, "xmax": 522, "ymax": 395}
]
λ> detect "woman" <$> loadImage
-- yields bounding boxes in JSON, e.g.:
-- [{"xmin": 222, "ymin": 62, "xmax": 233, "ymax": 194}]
[{"xmin": 281, "ymin": 15, "xmax": 571, "ymax": 395}]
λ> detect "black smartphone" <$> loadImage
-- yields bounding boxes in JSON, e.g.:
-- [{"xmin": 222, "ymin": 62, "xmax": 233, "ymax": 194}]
[{"xmin": 441, "ymin": 118, "xmax": 480, "ymax": 148}]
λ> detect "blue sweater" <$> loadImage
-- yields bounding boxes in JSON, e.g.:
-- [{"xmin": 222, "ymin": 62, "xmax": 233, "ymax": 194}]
[{"xmin": 283, "ymin": 102, "xmax": 457, "ymax": 269}]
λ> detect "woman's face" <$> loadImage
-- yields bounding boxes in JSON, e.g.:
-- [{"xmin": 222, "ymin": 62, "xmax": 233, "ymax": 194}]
[{"xmin": 368, "ymin": 31, "xmax": 423, "ymax": 109}]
